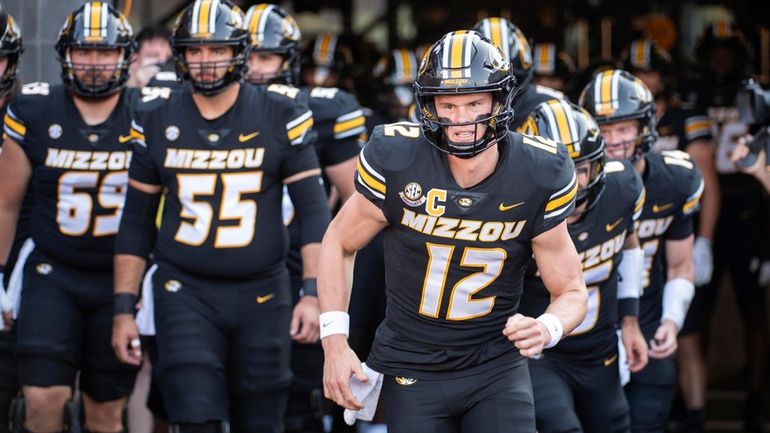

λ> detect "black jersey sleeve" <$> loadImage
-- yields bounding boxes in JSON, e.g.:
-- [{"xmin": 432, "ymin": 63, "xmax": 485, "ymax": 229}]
[
  {"xmin": 3, "ymin": 82, "xmax": 51, "ymax": 159},
  {"xmin": 266, "ymin": 84, "xmax": 321, "ymax": 179},
  {"xmin": 308, "ymin": 87, "xmax": 365, "ymax": 167},
  {"xmin": 355, "ymin": 126, "xmax": 389, "ymax": 210},
  {"xmin": 683, "ymin": 112, "xmax": 713, "ymax": 145},
  {"xmin": 662, "ymin": 150, "xmax": 704, "ymax": 240},
  {"xmin": 524, "ymin": 134, "xmax": 578, "ymax": 237}
]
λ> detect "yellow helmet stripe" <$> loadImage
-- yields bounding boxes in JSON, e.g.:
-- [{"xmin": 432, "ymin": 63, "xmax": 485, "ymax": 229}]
[
  {"xmin": 632, "ymin": 39, "xmax": 649, "ymax": 68},
  {"xmin": 535, "ymin": 43, "xmax": 555, "ymax": 73},
  {"xmin": 714, "ymin": 21, "xmax": 730, "ymax": 38},
  {"xmin": 246, "ymin": 4, "xmax": 269, "ymax": 37},
  {"xmin": 545, "ymin": 99, "xmax": 576, "ymax": 149},
  {"xmin": 513, "ymin": 28, "xmax": 532, "ymax": 67},
  {"xmin": 594, "ymin": 70, "xmax": 619, "ymax": 116},
  {"xmin": 315, "ymin": 34, "xmax": 337, "ymax": 66},
  {"xmin": 489, "ymin": 18, "xmax": 503, "ymax": 54}
]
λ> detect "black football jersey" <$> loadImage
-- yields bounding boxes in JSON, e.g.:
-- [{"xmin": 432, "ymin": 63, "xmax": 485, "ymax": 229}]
[
  {"xmin": 636, "ymin": 151, "xmax": 703, "ymax": 329},
  {"xmin": 519, "ymin": 159, "xmax": 645, "ymax": 363},
  {"xmin": 284, "ymin": 86, "xmax": 365, "ymax": 278},
  {"xmin": 3, "ymin": 82, "xmax": 138, "ymax": 271},
  {"xmin": 128, "ymin": 83, "xmax": 319, "ymax": 279},
  {"xmin": 356, "ymin": 122, "xmax": 577, "ymax": 378},
  {"xmin": 512, "ymin": 84, "xmax": 566, "ymax": 130},
  {"xmin": 652, "ymin": 106, "xmax": 712, "ymax": 154}
]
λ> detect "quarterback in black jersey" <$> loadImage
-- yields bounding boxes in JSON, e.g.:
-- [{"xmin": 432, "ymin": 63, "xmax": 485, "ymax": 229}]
[
  {"xmin": 519, "ymin": 100, "xmax": 648, "ymax": 433},
  {"xmin": 0, "ymin": 9, "xmax": 22, "ymax": 433},
  {"xmin": 581, "ymin": 69, "xmax": 703, "ymax": 433},
  {"xmin": 318, "ymin": 31, "xmax": 587, "ymax": 433},
  {"xmin": 242, "ymin": 4, "xmax": 364, "ymax": 432},
  {"xmin": 0, "ymin": 4, "xmax": 138, "ymax": 433},
  {"xmin": 112, "ymin": 2, "xmax": 330, "ymax": 433},
  {"xmin": 472, "ymin": 17, "xmax": 568, "ymax": 130}
]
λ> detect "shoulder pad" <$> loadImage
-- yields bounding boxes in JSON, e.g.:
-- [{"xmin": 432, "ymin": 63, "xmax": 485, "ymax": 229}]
[
  {"xmin": 515, "ymin": 132, "xmax": 573, "ymax": 190},
  {"xmin": 134, "ymin": 86, "xmax": 176, "ymax": 112},
  {"xmin": 533, "ymin": 85, "xmax": 565, "ymax": 100},
  {"xmin": 306, "ymin": 87, "xmax": 363, "ymax": 124},
  {"xmin": 366, "ymin": 122, "xmax": 424, "ymax": 172}
]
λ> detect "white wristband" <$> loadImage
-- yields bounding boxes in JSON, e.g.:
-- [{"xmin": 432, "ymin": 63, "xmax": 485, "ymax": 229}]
[
  {"xmin": 661, "ymin": 277, "xmax": 695, "ymax": 331},
  {"xmin": 537, "ymin": 313, "xmax": 563, "ymax": 349},
  {"xmin": 319, "ymin": 311, "xmax": 350, "ymax": 339}
]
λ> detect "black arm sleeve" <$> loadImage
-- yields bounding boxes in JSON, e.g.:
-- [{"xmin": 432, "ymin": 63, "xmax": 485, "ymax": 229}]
[
  {"xmin": 286, "ymin": 175, "xmax": 331, "ymax": 246},
  {"xmin": 114, "ymin": 185, "xmax": 161, "ymax": 258}
]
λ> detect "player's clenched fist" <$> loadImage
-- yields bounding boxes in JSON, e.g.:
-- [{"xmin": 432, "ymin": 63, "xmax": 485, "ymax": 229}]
[{"xmin": 503, "ymin": 313, "xmax": 552, "ymax": 358}]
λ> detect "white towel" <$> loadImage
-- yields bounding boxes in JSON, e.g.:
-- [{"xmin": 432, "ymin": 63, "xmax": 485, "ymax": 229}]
[
  {"xmin": 136, "ymin": 264, "xmax": 158, "ymax": 336},
  {"xmin": 7, "ymin": 238, "xmax": 35, "ymax": 319},
  {"xmin": 617, "ymin": 330, "xmax": 630, "ymax": 386},
  {"xmin": 343, "ymin": 363, "xmax": 384, "ymax": 426}
]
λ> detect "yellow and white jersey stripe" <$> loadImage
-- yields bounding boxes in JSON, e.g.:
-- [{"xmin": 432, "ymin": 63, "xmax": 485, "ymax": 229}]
[
  {"xmin": 684, "ymin": 115, "xmax": 711, "ymax": 142},
  {"xmin": 356, "ymin": 150, "xmax": 386, "ymax": 200},
  {"xmin": 334, "ymin": 109, "xmax": 366, "ymax": 140},
  {"xmin": 544, "ymin": 171, "xmax": 578, "ymax": 219},
  {"xmin": 3, "ymin": 106, "xmax": 26, "ymax": 142},
  {"xmin": 190, "ymin": 0, "xmax": 220, "ymax": 37},
  {"xmin": 83, "ymin": 1, "xmax": 110, "ymax": 41},
  {"xmin": 286, "ymin": 110, "xmax": 314, "ymax": 145},
  {"xmin": 534, "ymin": 43, "xmax": 556, "ymax": 75},
  {"xmin": 682, "ymin": 178, "xmax": 704, "ymax": 216}
]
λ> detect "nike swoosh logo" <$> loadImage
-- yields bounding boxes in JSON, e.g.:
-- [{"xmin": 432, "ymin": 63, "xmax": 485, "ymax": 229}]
[
  {"xmin": 499, "ymin": 201, "xmax": 525, "ymax": 211},
  {"xmin": 256, "ymin": 293, "xmax": 274, "ymax": 304},
  {"xmin": 118, "ymin": 135, "xmax": 133, "ymax": 143},
  {"xmin": 652, "ymin": 203, "xmax": 674, "ymax": 213},
  {"xmin": 322, "ymin": 322, "xmax": 332, "ymax": 328},
  {"xmin": 603, "ymin": 354, "xmax": 618, "ymax": 367},
  {"xmin": 239, "ymin": 131, "xmax": 260, "ymax": 142},
  {"xmin": 606, "ymin": 218, "xmax": 623, "ymax": 232}
]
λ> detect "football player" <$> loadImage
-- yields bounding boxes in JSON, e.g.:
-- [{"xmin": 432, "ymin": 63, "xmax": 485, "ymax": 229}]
[
  {"xmin": 111, "ymin": 1, "xmax": 331, "ymax": 432},
  {"xmin": 679, "ymin": 22, "xmax": 769, "ymax": 432},
  {"xmin": 518, "ymin": 100, "xmax": 648, "ymax": 433},
  {"xmin": 580, "ymin": 69, "xmax": 703, "ymax": 433},
  {"xmin": 243, "ymin": 4, "xmax": 365, "ymax": 432},
  {"xmin": 621, "ymin": 38, "xmax": 720, "ymax": 432},
  {"xmin": 300, "ymin": 33, "xmax": 354, "ymax": 90},
  {"xmin": 472, "ymin": 17, "xmax": 567, "ymax": 129},
  {"xmin": 0, "ymin": 8, "xmax": 22, "ymax": 433},
  {"xmin": 371, "ymin": 48, "xmax": 420, "ymax": 122},
  {"xmin": 0, "ymin": 3, "xmax": 139, "ymax": 432},
  {"xmin": 319, "ymin": 30, "xmax": 588, "ymax": 433}
]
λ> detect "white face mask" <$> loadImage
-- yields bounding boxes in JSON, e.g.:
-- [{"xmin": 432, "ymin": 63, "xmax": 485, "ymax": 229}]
[{"xmin": 313, "ymin": 66, "xmax": 330, "ymax": 85}]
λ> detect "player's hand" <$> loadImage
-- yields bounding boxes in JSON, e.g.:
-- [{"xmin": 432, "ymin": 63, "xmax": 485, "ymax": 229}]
[
  {"xmin": 290, "ymin": 296, "xmax": 320, "ymax": 344},
  {"xmin": 112, "ymin": 314, "xmax": 142, "ymax": 366},
  {"xmin": 502, "ymin": 313, "xmax": 550, "ymax": 358},
  {"xmin": 649, "ymin": 319, "xmax": 678, "ymax": 359},
  {"xmin": 620, "ymin": 317, "xmax": 648, "ymax": 372},
  {"xmin": 692, "ymin": 237, "xmax": 713, "ymax": 286},
  {"xmin": 321, "ymin": 335, "xmax": 366, "ymax": 410}
]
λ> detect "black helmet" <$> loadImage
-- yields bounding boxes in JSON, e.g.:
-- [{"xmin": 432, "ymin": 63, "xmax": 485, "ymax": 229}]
[
  {"xmin": 244, "ymin": 3, "xmax": 301, "ymax": 85},
  {"xmin": 0, "ymin": 8, "xmax": 22, "ymax": 98},
  {"xmin": 694, "ymin": 20, "xmax": 750, "ymax": 77},
  {"xmin": 578, "ymin": 69, "xmax": 657, "ymax": 160},
  {"xmin": 172, "ymin": 0, "xmax": 249, "ymax": 95},
  {"xmin": 521, "ymin": 99, "xmax": 606, "ymax": 210},
  {"xmin": 300, "ymin": 33, "xmax": 353, "ymax": 86},
  {"xmin": 55, "ymin": 2, "xmax": 134, "ymax": 97},
  {"xmin": 373, "ymin": 48, "xmax": 418, "ymax": 110},
  {"xmin": 472, "ymin": 17, "xmax": 533, "ymax": 89},
  {"xmin": 532, "ymin": 42, "xmax": 575, "ymax": 81},
  {"xmin": 621, "ymin": 39, "xmax": 672, "ymax": 77},
  {"xmin": 413, "ymin": 30, "xmax": 515, "ymax": 158}
]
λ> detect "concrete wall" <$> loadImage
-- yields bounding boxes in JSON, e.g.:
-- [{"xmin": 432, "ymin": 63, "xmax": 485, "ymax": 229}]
[{"xmin": 5, "ymin": 0, "xmax": 84, "ymax": 85}]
